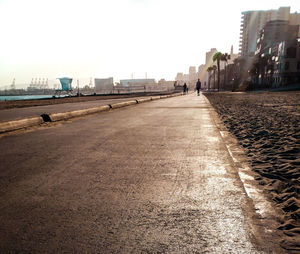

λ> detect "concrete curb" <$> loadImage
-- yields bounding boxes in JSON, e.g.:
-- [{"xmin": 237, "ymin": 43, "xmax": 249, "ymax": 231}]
[
  {"xmin": 0, "ymin": 117, "xmax": 44, "ymax": 133},
  {"xmin": 150, "ymin": 96, "xmax": 161, "ymax": 101},
  {"xmin": 110, "ymin": 100, "xmax": 137, "ymax": 109},
  {"xmin": 0, "ymin": 93, "xmax": 182, "ymax": 134},
  {"xmin": 137, "ymin": 98, "xmax": 152, "ymax": 103},
  {"xmin": 48, "ymin": 105, "xmax": 111, "ymax": 122}
]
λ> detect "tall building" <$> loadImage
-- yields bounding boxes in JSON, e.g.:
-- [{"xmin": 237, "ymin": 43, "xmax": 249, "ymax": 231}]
[
  {"xmin": 203, "ymin": 48, "xmax": 218, "ymax": 86},
  {"xmin": 239, "ymin": 7, "xmax": 292, "ymax": 57},
  {"xmin": 205, "ymin": 48, "xmax": 218, "ymax": 66},
  {"xmin": 198, "ymin": 64, "xmax": 205, "ymax": 80},
  {"xmin": 253, "ymin": 20, "xmax": 300, "ymax": 87},
  {"xmin": 188, "ymin": 66, "xmax": 197, "ymax": 84}
]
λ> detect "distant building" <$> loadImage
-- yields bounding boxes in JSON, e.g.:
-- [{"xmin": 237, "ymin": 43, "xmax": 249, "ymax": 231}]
[
  {"xmin": 120, "ymin": 79, "xmax": 155, "ymax": 87},
  {"xmin": 94, "ymin": 77, "xmax": 114, "ymax": 93},
  {"xmin": 198, "ymin": 64, "xmax": 205, "ymax": 80},
  {"xmin": 175, "ymin": 73, "xmax": 184, "ymax": 85},
  {"xmin": 158, "ymin": 79, "xmax": 175, "ymax": 91},
  {"xmin": 239, "ymin": 7, "xmax": 300, "ymax": 57},
  {"xmin": 205, "ymin": 48, "xmax": 218, "ymax": 66},
  {"xmin": 188, "ymin": 66, "xmax": 197, "ymax": 86},
  {"xmin": 204, "ymin": 48, "xmax": 218, "ymax": 85}
]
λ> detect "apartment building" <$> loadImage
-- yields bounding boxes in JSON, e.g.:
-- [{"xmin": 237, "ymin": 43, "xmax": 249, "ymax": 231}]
[{"xmin": 239, "ymin": 7, "xmax": 300, "ymax": 57}]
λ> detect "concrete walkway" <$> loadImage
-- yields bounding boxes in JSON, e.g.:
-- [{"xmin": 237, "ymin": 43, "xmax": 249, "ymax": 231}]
[{"xmin": 0, "ymin": 93, "xmax": 282, "ymax": 253}]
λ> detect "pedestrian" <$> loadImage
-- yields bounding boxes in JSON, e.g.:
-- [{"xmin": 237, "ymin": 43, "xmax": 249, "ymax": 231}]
[
  {"xmin": 196, "ymin": 79, "xmax": 201, "ymax": 96},
  {"xmin": 183, "ymin": 83, "xmax": 187, "ymax": 95}
]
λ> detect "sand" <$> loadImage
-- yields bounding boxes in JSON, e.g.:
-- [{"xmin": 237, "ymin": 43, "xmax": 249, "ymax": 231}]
[{"xmin": 205, "ymin": 91, "xmax": 300, "ymax": 251}]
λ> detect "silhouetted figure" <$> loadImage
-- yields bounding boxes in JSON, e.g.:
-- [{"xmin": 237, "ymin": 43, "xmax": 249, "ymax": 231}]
[
  {"xmin": 196, "ymin": 79, "xmax": 201, "ymax": 96},
  {"xmin": 183, "ymin": 83, "xmax": 187, "ymax": 94}
]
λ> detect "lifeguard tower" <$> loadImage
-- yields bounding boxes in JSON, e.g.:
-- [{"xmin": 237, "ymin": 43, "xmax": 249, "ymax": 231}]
[{"xmin": 55, "ymin": 77, "xmax": 73, "ymax": 97}]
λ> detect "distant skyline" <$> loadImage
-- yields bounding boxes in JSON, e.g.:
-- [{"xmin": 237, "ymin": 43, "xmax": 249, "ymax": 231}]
[{"xmin": 0, "ymin": 0, "xmax": 299, "ymax": 88}]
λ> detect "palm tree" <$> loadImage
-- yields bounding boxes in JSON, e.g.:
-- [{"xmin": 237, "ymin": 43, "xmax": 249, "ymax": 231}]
[
  {"xmin": 232, "ymin": 57, "xmax": 246, "ymax": 91},
  {"xmin": 221, "ymin": 53, "xmax": 230, "ymax": 90},
  {"xmin": 206, "ymin": 66, "xmax": 214, "ymax": 91},
  {"xmin": 212, "ymin": 65, "xmax": 217, "ymax": 90},
  {"xmin": 213, "ymin": 52, "xmax": 222, "ymax": 91}
]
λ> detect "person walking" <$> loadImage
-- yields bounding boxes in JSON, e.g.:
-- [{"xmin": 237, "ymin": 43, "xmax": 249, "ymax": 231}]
[
  {"xmin": 183, "ymin": 83, "xmax": 187, "ymax": 95},
  {"xmin": 196, "ymin": 79, "xmax": 201, "ymax": 96}
]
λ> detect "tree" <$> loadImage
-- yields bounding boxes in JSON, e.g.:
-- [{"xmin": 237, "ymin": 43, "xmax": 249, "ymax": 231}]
[
  {"xmin": 213, "ymin": 52, "xmax": 222, "ymax": 91},
  {"xmin": 221, "ymin": 53, "xmax": 230, "ymax": 89},
  {"xmin": 233, "ymin": 57, "xmax": 247, "ymax": 91},
  {"xmin": 212, "ymin": 65, "xmax": 217, "ymax": 90},
  {"xmin": 206, "ymin": 66, "xmax": 214, "ymax": 91}
]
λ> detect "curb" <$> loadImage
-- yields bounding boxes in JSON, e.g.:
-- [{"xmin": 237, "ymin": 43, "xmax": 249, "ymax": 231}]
[
  {"xmin": 48, "ymin": 105, "xmax": 111, "ymax": 122},
  {"xmin": 0, "ymin": 117, "xmax": 44, "ymax": 133},
  {"xmin": 150, "ymin": 96, "xmax": 161, "ymax": 101},
  {"xmin": 110, "ymin": 100, "xmax": 137, "ymax": 109},
  {"xmin": 0, "ymin": 93, "xmax": 182, "ymax": 134},
  {"xmin": 137, "ymin": 98, "xmax": 152, "ymax": 103}
]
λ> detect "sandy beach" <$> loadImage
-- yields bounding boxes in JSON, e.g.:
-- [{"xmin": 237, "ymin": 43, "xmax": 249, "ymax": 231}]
[{"xmin": 205, "ymin": 91, "xmax": 300, "ymax": 250}]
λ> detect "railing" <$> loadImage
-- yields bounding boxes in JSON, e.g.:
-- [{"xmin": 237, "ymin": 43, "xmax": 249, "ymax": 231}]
[{"xmin": 95, "ymin": 84, "xmax": 176, "ymax": 95}]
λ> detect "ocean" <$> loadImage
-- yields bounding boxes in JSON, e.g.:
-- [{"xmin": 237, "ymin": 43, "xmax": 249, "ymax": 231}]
[{"xmin": 0, "ymin": 95, "xmax": 63, "ymax": 101}]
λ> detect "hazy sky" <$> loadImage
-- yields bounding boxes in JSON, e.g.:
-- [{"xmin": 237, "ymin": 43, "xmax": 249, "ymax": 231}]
[{"xmin": 0, "ymin": 0, "xmax": 299, "ymax": 87}]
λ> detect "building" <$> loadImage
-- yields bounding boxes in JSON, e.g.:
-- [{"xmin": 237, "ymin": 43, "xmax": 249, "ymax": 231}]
[
  {"xmin": 252, "ymin": 20, "xmax": 300, "ymax": 87},
  {"xmin": 94, "ymin": 77, "xmax": 114, "ymax": 93},
  {"xmin": 203, "ymin": 48, "xmax": 218, "ymax": 86},
  {"xmin": 198, "ymin": 64, "xmax": 206, "ymax": 80},
  {"xmin": 228, "ymin": 45, "xmax": 239, "ymax": 65},
  {"xmin": 205, "ymin": 48, "xmax": 218, "ymax": 66},
  {"xmin": 239, "ymin": 7, "xmax": 297, "ymax": 57},
  {"xmin": 188, "ymin": 66, "xmax": 197, "ymax": 86},
  {"xmin": 175, "ymin": 73, "xmax": 184, "ymax": 85},
  {"xmin": 120, "ymin": 79, "xmax": 155, "ymax": 87}
]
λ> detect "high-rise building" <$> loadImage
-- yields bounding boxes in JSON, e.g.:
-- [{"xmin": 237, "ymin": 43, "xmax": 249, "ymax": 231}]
[
  {"xmin": 188, "ymin": 66, "xmax": 197, "ymax": 86},
  {"xmin": 253, "ymin": 20, "xmax": 300, "ymax": 87},
  {"xmin": 198, "ymin": 64, "xmax": 205, "ymax": 80},
  {"xmin": 239, "ymin": 7, "xmax": 292, "ymax": 57},
  {"xmin": 205, "ymin": 48, "xmax": 218, "ymax": 66},
  {"xmin": 203, "ymin": 48, "xmax": 218, "ymax": 86}
]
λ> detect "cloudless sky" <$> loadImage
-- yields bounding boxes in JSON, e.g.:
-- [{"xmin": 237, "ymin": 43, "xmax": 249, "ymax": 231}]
[{"xmin": 0, "ymin": 0, "xmax": 299, "ymax": 87}]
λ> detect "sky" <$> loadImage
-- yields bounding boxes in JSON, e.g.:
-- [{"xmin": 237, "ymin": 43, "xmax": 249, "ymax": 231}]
[{"xmin": 0, "ymin": 0, "xmax": 299, "ymax": 88}]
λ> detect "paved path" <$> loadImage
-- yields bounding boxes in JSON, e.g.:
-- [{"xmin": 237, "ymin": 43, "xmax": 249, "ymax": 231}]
[
  {"xmin": 0, "ymin": 97, "xmax": 146, "ymax": 122},
  {"xmin": 0, "ymin": 94, "xmax": 282, "ymax": 253}
]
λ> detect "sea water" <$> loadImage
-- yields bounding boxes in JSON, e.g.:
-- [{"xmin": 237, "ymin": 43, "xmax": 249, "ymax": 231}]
[{"xmin": 0, "ymin": 95, "xmax": 64, "ymax": 101}]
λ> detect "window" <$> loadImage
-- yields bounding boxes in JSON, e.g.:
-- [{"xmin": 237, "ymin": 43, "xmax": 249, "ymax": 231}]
[
  {"xmin": 286, "ymin": 47, "xmax": 296, "ymax": 58},
  {"xmin": 285, "ymin": 62, "xmax": 290, "ymax": 70}
]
